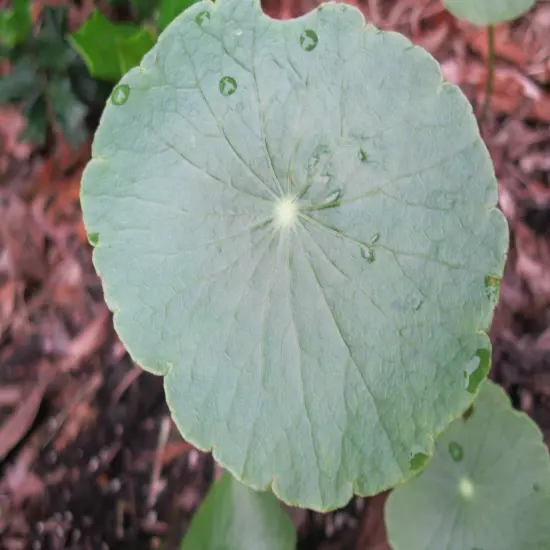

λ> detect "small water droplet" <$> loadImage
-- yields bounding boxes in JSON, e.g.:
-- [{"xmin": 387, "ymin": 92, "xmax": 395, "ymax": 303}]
[
  {"xmin": 300, "ymin": 29, "xmax": 319, "ymax": 52},
  {"xmin": 448, "ymin": 441, "xmax": 464, "ymax": 462},
  {"xmin": 88, "ymin": 232, "xmax": 99, "ymax": 247},
  {"xmin": 111, "ymin": 84, "xmax": 130, "ymax": 106},
  {"xmin": 324, "ymin": 189, "xmax": 341, "ymax": 205},
  {"xmin": 195, "ymin": 11, "xmax": 211, "ymax": 25},
  {"xmin": 361, "ymin": 247, "xmax": 375, "ymax": 263},
  {"xmin": 234, "ymin": 29, "xmax": 243, "ymax": 38},
  {"xmin": 409, "ymin": 452, "xmax": 429, "ymax": 472},
  {"xmin": 359, "ymin": 149, "xmax": 368, "ymax": 162},
  {"xmin": 370, "ymin": 232, "xmax": 380, "ymax": 244},
  {"xmin": 219, "ymin": 76, "xmax": 237, "ymax": 96},
  {"xmin": 465, "ymin": 348, "xmax": 491, "ymax": 394}
]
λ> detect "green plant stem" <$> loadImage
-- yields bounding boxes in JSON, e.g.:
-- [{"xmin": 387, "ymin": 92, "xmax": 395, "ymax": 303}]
[{"xmin": 481, "ymin": 25, "xmax": 495, "ymax": 122}]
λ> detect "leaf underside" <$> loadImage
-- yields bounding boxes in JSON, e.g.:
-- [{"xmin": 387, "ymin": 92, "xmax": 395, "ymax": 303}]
[
  {"xmin": 81, "ymin": 0, "xmax": 508, "ymax": 510},
  {"xmin": 385, "ymin": 382, "xmax": 550, "ymax": 550},
  {"xmin": 442, "ymin": 0, "xmax": 537, "ymax": 25}
]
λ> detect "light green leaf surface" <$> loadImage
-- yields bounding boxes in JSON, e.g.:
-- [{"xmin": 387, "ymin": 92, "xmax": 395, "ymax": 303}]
[
  {"xmin": 442, "ymin": 0, "xmax": 537, "ymax": 25},
  {"xmin": 70, "ymin": 10, "xmax": 155, "ymax": 81},
  {"xmin": 181, "ymin": 472, "xmax": 295, "ymax": 550},
  {"xmin": 81, "ymin": 0, "xmax": 508, "ymax": 510},
  {"xmin": 385, "ymin": 381, "xmax": 550, "ymax": 550}
]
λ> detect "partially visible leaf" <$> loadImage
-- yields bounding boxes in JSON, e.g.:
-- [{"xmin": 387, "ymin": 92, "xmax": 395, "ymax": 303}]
[
  {"xmin": 0, "ymin": 57, "xmax": 38, "ymax": 103},
  {"xmin": 19, "ymin": 94, "xmax": 48, "ymax": 146},
  {"xmin": 34, "ymin": 6, "xmax": 76, "ymax": 70},
  {"xmin": 442, "ymin": 0, "xmax": 537, "ymax": 25},
  {"xmin": 116, "ymin": 30, "xmax": 156, "ymax": 75},
  {"xmin": 69, "ymin": 10, "xmax": 154, "ymax": 81},
  {"xmin": 181, "ymin": 472, "xmax": 296, "ymax": 550},
  {"xmin": 158, "ymin": 0, "xmax": 199, "ymax": 30},
  {"xmin": 0, "ymin": 0, "xmax": 31, "ymax": 48},
  {"xmin": 385, "ymin": 381, "xmax": 550, "ymax": 550}
]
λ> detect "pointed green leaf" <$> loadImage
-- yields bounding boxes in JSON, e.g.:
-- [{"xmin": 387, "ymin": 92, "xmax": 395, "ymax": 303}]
[
  {"xmin": 158, "ymin": 0, "xmax": 200, "ymax": 30},
  {"xmin": 70, "ymin": 10, "xmax": 154, "ymax": 81},
  {"xmin": 19, "ymin": 94, "xmax": 48, "ymax": 146},
  {"xmin": 442, "ymin": 0, "xmax": 537, "ymax": 25},
  {"xmin": 81, "ymin": 0, "xmax": 508, "ymax": 510},
  {"xmin": 181, "ymin": 472, "xmax": 295, "ymax": 550},
  {"xmin": 386, "ymin": 381, "xmax": 550, "ymax": 550}
]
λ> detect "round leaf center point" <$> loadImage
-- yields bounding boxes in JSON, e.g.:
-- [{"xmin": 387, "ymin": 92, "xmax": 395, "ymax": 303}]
[
  {"xmin": 274, "ymin": 197, "xmax": 298, "ymax": 228},
  {"xmin": 459, "ymin": 477, "xmax": 475, "ymax": 500}
]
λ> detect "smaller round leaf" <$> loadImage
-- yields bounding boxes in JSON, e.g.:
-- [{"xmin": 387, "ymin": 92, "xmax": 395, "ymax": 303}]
[
  {"xmin": 442, "ymin": 0, "xmax": 537, "ymax": 25},
  {"xmin": 385, "ymin": 381, "xmax": 550, "ymax": 550}
]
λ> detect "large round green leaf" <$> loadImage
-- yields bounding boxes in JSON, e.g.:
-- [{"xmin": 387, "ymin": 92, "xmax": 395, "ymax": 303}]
[
  {"xmin": 442, "ymin": 0, "xmax": 537, "ymax": 25},
  {"xmin": 81, "ymin": 0, "xmax": 508, "ymax": 510},
  {"xmin": 385, "ymin": 381, "xmax": 550, "ymax": 550},
  {"xmin": 181, "ymin": 472, "xmax": 295, "ymax": 550}
]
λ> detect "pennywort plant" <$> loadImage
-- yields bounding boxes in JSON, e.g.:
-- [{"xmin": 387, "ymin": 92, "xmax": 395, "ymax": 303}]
[{"xmin": 80, "ymin": 0, "xmax": 550, "ymax": 547}]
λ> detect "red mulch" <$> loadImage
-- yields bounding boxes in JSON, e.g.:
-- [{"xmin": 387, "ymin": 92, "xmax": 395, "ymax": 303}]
[{"xmin": 1, "ymin": 1, "xmax": 549, "ymax": 549}]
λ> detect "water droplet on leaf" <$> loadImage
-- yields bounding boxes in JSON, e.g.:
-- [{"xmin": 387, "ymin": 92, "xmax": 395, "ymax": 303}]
[
  {"xmin": 300, "ymin": 29, "xmax": 319, "ymax": 52},
  {"xmin": 448, "ymin": 441, "xmax": 464, "ymax": 462},
  {"xmin": 196, "ymin": 11, "xmax": 211, "ymax": 25},
  {"xmin": 409, "ymin": 452, "xmax": 429, "ymax": 472},
  {"xmin": 370, "ymin": 232, "xmax": 380, "ymax": 244},
  {"xmin": 323, "ymin": 189, "xmax": 341, "ymax": 205},
  {"xmin": 111, "ymin": 84, "xmax": 130, "ymax": 106},
  {"xmin": 219, "ymin": 76, "xmax": 237, "ymax": 96},
  {"xmin": 88, "ymin": 232, "xmax": 99, "ymax": 247},
  {"xmin": 361, "ymin": 247, "xmax": 375, "ymax": 263},
  {"xmin": 465, "ymin": 348, "xmax": 490, "ymax": 394}
]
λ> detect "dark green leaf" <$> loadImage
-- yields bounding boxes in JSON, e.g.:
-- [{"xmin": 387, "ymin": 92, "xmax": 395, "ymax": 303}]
[
  {"xmin": 69, "ymin": 9, "xmax": 154, "ymax": 81},
  {"xmin": 34, "ymin": 6, "xmax": 76, "ymax": 70},
  {"xmin": 158, "ymin": 0, "xmax": 199, "ymax": 30},
  {"xmin": 47, "ymin": 77, "xmax": 88, "ymax": 147},
  {"xmin": 181, "ymin": 473, "xmax": 295, "ymax": 550},
  {"xmin": 19, "ymin": 94, "xmax": 48, "ymax": 146},
  {"xmin": 0, "ymin": 57, "xmax": 38, "ymax": 102}
]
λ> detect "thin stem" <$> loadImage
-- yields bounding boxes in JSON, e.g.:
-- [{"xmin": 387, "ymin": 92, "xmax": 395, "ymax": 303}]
[{"xmin": 481, "ymin": 25, "xmax": 495, "ymax": 123}]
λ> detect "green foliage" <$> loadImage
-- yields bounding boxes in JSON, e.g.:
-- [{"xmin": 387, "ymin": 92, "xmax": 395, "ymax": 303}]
[
  {"xmin": 385, "ymin": 381, "xmax": 550, "ymax": 550},
  {"xmin": 158, "ymin": 0, "xmax": 199, "ymax": 30},
  {"xmin": 181, "ymin": 472, "xmax": 296, "ymax": 550},
  {"xmin": 442, "ymin": 0, "xmax": 537, "ymax": 25},
  {"xmin": 69, "ymin": 10, "xmax": 155, "ymax": 82},
  {"xmin": 81, "ymin": 0, "xmax": 508, "ymax": 511},
  {"xmin": 71, "ymin": 0, "xmax": 201, "ymax": 81},
  {"xmin": 0, "ymin": 0, "xmax": 31, "ymax": 48},
  {"xmin": 0, "ymin": 5, "xmax": 108, "ymax": 146}
]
